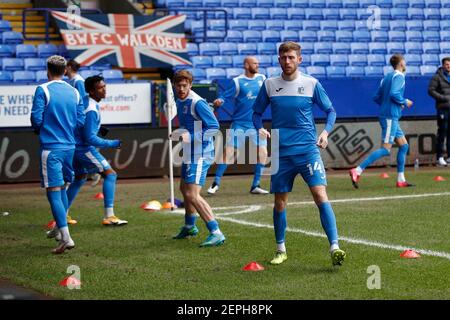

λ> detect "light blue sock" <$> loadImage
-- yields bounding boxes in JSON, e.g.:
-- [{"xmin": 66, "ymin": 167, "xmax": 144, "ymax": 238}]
[
  {"xmin": 318, "ymin": 202, "xmax": 339, "ymax": 246},
  {"xmin": 214, "ymin": 164, "xmax": 228, "ymax": 186},
  {"xmin": 251, "ymin": 163, "xmax": 264, "ymax": 189},
  {"xmin": 273, "ymin": 208, "xmax": 287, "ymax": 244},
  {"xmin": 60, "ymin": 187, "xmax": 69, "ymax": 213},
  {"xmin": 359, "ymin": 147, "xmax": 390, "ymax": 170},
  {"xmin": 206, "ymin": 220, "xmax": 219, "ymax": 233},
  {"xmin": 46, "ymin": 190, "xmax": 67, "ymax": 228},
  {"xmin": 66, "ymin": 178, "xmax": 86, "ymax": 208},
  {"xmin": 103, "ymin": 173, "xmax": 117, "ymax": 209},
  {"xmin": 397, "ymin": 144, "xmax": 409, "ymax": 173},
  {"xmin": 185, "ymin": 214, "xmax": 197, "ymax": 227}
]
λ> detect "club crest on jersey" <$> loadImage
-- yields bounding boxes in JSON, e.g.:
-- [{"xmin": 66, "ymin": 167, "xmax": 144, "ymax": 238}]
[{"xmin": 298, "ymin": 87, "xmax": 305, "ymax": 94}]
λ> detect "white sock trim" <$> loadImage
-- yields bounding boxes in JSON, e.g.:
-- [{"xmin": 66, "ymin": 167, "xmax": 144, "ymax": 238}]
[
  {"xmin": 355, "ymin": 166, "xmax": 363, "ymax": 175},
  {"xmin": 397, "ymin": 172, "xmax": 406, "ymax": 183},
  {"xmin": 104, "ymin": 207, "xmax": 114, "ymax": 218},
  {"xmin": 277, "ymin": 242, "xmax": 286, "ymax": 253}
]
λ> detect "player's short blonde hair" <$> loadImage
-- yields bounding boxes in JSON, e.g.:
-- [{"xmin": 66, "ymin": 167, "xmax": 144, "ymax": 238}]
[
  {"xmin": 278, "ymin": 41, "xmax": 302, "ymax": 57},
  {"xmin": 47, "ymin": 55, "xmax": 67, "ymax": 76}
]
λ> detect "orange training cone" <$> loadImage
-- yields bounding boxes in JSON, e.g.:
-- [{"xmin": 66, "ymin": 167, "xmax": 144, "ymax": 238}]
[
  {"xmin": 380, "ymin": 172, "xmax": 390, "ymax": 179},
  {"xmin": 400, "ymin": 250, "xmax": 421, "ymax": 259},
  {"xmin": 433, "ymin": 176, "xmax": 447, "ymax": 181},
  {"xmin": 46, "ymin": 220, "xmax": 56, "ymax": 229},
  {"xmin": 162, "ymin": 202, "xmax": 177, "ymax": 210},
  {"xmin": 242, "ymin": 262, "xmax": 265, "ymax": 271},
  {"xmin": 59, "ymin": 276, "xmax": 81, "ymax": 287},
  {"xmin": 94, "ymin": 193, "xmax": 104, "ymax": 199}
]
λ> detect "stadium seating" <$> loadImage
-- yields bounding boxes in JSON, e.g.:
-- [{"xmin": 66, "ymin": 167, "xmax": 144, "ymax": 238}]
[
  {"xmin": 13, "ymin": 70, "xmax": 35, "ymax": 83},
  {"xmin": 103, "ymin": 69, "xmax": 124, "ymax": 81}
]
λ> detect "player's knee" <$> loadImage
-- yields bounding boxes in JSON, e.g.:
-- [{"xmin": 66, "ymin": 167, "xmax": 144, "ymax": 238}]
[
  {"xmin": 399, "ymin": 143, "xmax": 409, "ymax": 152},
  {"xmin": 274, "ymin": 199, "xmax": 287, "ymax": 211},
  {"xmin": 381, "ymin": 147, "xmax": 391, "ymax": 155}
]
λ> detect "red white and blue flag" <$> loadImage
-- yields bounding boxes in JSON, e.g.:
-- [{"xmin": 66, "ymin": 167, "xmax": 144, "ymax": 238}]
[{"xmin": 51, "ymin": 12, "xmax": 191, "ymax": 68}]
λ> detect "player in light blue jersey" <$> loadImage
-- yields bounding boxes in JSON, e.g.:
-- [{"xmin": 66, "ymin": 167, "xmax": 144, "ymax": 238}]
[
  {"xmin": 252, "ymin": 42, "xmax": 345, "ymax": 266},
  {"xmin": 207, "ymin": 56, "xmax": 269, "ymax": 195},
  {"xmin": 63, "ymin": 75, "xmax": 127, "ymax": 227},
  {"xmin": 349, "ymin": 54, "xmax": 414, "ymax": 188},
  {"xmin": 30, "ymin": 55, "xmax": 85, "ymax": 254},
  {"xmin": 171, "ymin": 70, "xmax": 226, "ymax": 247}
]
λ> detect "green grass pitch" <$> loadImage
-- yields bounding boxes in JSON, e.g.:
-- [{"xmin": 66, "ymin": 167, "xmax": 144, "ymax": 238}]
[{"xmin": 0, "ymin": 168, "xmax": 449, "ymax": 299}]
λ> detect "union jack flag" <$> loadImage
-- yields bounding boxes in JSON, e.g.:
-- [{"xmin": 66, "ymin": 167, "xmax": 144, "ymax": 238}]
[{"xmin": 51, "ymin": 12, "xmax": 191, "ymax": 68}]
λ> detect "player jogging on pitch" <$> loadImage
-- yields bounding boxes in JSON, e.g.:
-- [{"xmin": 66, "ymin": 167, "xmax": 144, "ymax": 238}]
[{"xmin": 252, "ymin": 42, "xmax": 346, "ymax": 266}]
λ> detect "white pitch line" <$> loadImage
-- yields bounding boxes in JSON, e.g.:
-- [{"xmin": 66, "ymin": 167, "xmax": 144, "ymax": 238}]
[{"xmin": 217, "ymin": 216, "xmax": 450, "ymax": 261}]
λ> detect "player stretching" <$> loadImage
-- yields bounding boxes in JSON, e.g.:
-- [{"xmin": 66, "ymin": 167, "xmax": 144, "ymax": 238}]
[
  {"xmin": 30, "ymin": 55, "xmax": 85, "ymax": 254},
  {"xmin": 252, "ymin": 42, "xmax": 346, "ymax": 266},
  {"xmin": 64, "ymin": 75, "xmax": 127, "ymax": 228},
  {"xmin": 207, "ymin": 56, "xmax": 268, "ymax": 195},
  {"xmin": 349, "ymin": 54, "xmax": 414, "ymax": 188},
  {"xmin": 171, "ymin": 70, "xmax": 225, "ymax": 247}
]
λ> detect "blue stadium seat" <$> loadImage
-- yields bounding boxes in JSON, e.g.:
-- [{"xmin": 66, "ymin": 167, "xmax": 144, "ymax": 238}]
[
  {"xmin": 0, "ymin": 20, "xmax": 12, "ymax": 32},
  {"xmin": 297, "ymin": 31, "xmax": 317, "ymax": 42},
  {"xmin": 2, "ymin": 58, "xmax": 23, "ymax": 71},
  {"xmin": 390, "ymin": 8, "xmax": 408, "ymax": 19},
  {"xmin": 306, "ymin": 66, "xmax": 326, "ymax": 77},
  {"xmin": 248, "ymin": 20, "xmax": 266, "ymax": 31},
  {"xmin": 441, "ymin": 31, "xmax": 450, "ymax": 41},
  {"xmin": 240, "ymin": 0, "xmax": 257, "ymax": 7},
  {"xmin": 407, "ymin": 8, "xmax": 425, "ymax": 19},
  {"xmin": 257, "ymin": 0, "xmax": 275, "ymax": 7},
  {"xmin": 222, "ymin": 0, "xmax": 239, "ymax": 7},
  {"xmin": 252, "ymin": 8, "xmax": 270, "ymax": 19},
  {"xmin": 15, "ymin": 44, "xmax": 35, "ymax": 58},
  {"xmin": 315, "ymin": 42, "xmax": 333, "ymax": 54},
  {"xmin": 348, "ymin": 54, "xmax": 367, "ymax": 66},
  {"xmin": 199, "ymin": 43, "xmax": 220, "ymax": 56},
  {"xmin": 280, "ymin": 30, "xmax": 299, "ymax": 41},
  {"xmin": 326, "ymin": 0, "xmax": 344, "ymax": 8},
  {"xmin": 317, "ymin": 30, "xmax": 335, "ymax": 41},
  {"xmin": 332, "ymin": 43, "xmax": 351, "ymax": 54},
  {"xmin": 270, "ymin": 8, "xmax": 288, "ymax": 19},
  {"xmin": 258, "ymin": 67, "xmax": 268, "ymax": 76},
  {"xmin": 37, "ymin": 44, "xmax": 58, "ymax": 58},
  {"xmin": 353, "ymin": 30, "xmax": 371, "ymax": 42},
  {"xmin": 287, "ymin": 7, "xmax": 305, "ymax": 19},
  {"xmin": 320, "ymin": 20, "xmax": 338, "ymax": 31},
  {"xmin": 405, "ymin": 42, "xmax": 423, "ymax": 54},
  {"xmin": 34, "ymin": 70, "xmax": 47, "ymax": 83},
  {"xmin": 426, "ymin": 0, "xmax": 441, "ymax": 8},
  {"xmin": 13, "ymin": 70, "xmax": 35, "ymax": 83},
  {"xmin": 190, "ymin": 21, "xmax": 204, "ymax": 34},
  {"xmin": 442, "ymin": 8, "xmax": 450, "ymax": 19},
  {"xmin": 406, "ymin": 20, "xmax": 423, "ymax": 31},
  {"xmin": 266, "ymin": 20, "xmax": 284, "ymax": 31},
  {"xmin": 232, "ymin": 55, "xmax": 247, "ymax": 67},
  {"xmin": 392, "ymin": 0, "xmax": 408, "ymax": 8},
  {"xmin": 219, "ymin": 42, "xmax": 237, "ymax": 55},
  {"xmin": 91, "ymin": 63, "xmax": 111, "ymax": 71},
  {"xmin": 376, "ymin": 20, "xmax": 390, "ymax": 31},
  {"xmin": 342, "ymin": 0, "xmax": 359, "ymax": 8},
  {"xmin": 80, "ymin": 70, "xmax": 97, "ymax": 79},
  {"xmin": 369, "ymin": 43, "xmax": 387, "ymax": 54},
  {"xmin": 339, "ymin": 8, "xmax": 357, "ymax": 20},
  {"xmin": 226, "ymin": 67, "xmax": 242, "ymax": 78},
  {"xmin": 405, "ymin": 66, "xmax": 421, "ymax": 76},
  {"xmin": 376, "ymin": 0, "xmax": 393, "ymax": 8},
  {"xmin": 301, "ymin": 55, "xmax": 311, "ymax": 66},
  {"xmin": 359, "ymin": 0, "xmax": 376, "ymax": 7},
  {"xmin": 0, "ymin": 70, "xmax": 12, "ymax": 83},
  {"xmin": 371, "ymin": 31, "xmax": 389, "ymax": 42},
  {"xmin": 226, "ymin": 30, "xmax": 243, "ymax": 42},
  {"xmin": 2, "ymin": 31, "xmax": 23, "ymax": 44},
  {"xmin": 233, "ymin": 8, "xmax": 251, "ymax": 19},
  {"xmin": 206, "ymin": 67, "xmax": 226, "ymax": 80},
  {"xmin": 367, "ymin": 54, "xmax": 386, "ymax": 66},
  {"xmin": 364, "ymin": 66, "xmax": 384, "ymax": 77},
  {"xmin": 335, "ymin": 30, "xmax": 353, "ymax": 42},
  {"xmin": 310, "ymin": 0, "xmax": 326, "ymax": 7},
  {"xmin": 322, "ymin": 8, "xmax": 340, "ymax": 19},
  {"xmin": 213, "ymin": 56, "xmax": 233, "ymax": 68},
  {"xmin": 423, "ymin": 31, "xmax": 440, "ymax": 42},
  {"xmin": 403, "ymin": 54, "xmax": 422, "ymax": 66},
  {"xmin": 271, "ymin": 54, "xmax": 279, "ymax": 66},
  {"xmin": 255, "ymin": 55, "xmax": 272, "ymax": 67},
  {"xmin": 423, "ymin": 20, "xmax": 440, "ymax": 31},
  {"xmin": 262, "ymin": 30, "xmax": 281, "ymax": 42},
  {"xmin": 326, "ymin": 66, "xmax": 346, "ymax": 77},
  {"xmin": 24, "ymin": 58, "xmax": 46, "ymax": 71},
  {"xmin": 330, "ymin": 54, "xmax": 348, "ymax": 66},
  {"xmin": 303, "ymin": 20, "xmax": 320, "ymax": 31},
  {"xmin": 300, "ymin": 42, "xmax": 314, "ymax": 54},
  {"xmin": 345, "ymin": 66, "xmax": 364, "ymax": 77},
  {"xmin": 386, "ymin": 42, "xmax": 405, "ymax": 54},
  {"xmin": 424, "ymin": 8, "xmax": 441, "ymax": 19},
  {"xmin": 406, "ymin": 31, "xmax": 422, "ymax": 42},
  {"xmin": 305, "ymin": 8, "xmax": 323, "ymax": 20},
  {"xmin": 351, "ymin": 43, "xmax": 369, "ymax": 54},
  {"xmin": 208, "ymin": 19, "xmax": 225, "ymax": 31},
  {"xmin": 275, "ymin": 0, "xmax": 291, "ymax": 7},
  {"xmin": 243, "ymin": 30, "xmax": 262, "ymax": 42},
  {"xmin": 440, "ymin": 54, "xmax": 450, "ymax": 63},
  {"xmin": 357, "ymin": 8, "xmax": 372, "ymax": 20},
  {"xmin": 284, "ymin": 21, "xmax": 303, "ymax": 31},
  {"xmin": 266, "ymin": 66, "xmax": 281, "ymax": 77},
  {"xmin": 410, "ymin": 0, "xmax": 425, "ymax": 7},
  {"xmin": 103, "ymin": 69, "xmax": 124, "ymax": 81},
  {"xmin": 229, "ymin": 20, "xmax": 248, "ymax": 31},
  {"xmin": 422, "ymin": 54, "xmax": 439, "ymax": 66},
  {"xmin": 291, "ymin": 0, "xmax": 309, "ymax": 7},
  {"xmin": 187, "ymin": 43, "xmax": 199, "ymax": 56},
  {"xmin": 189, "ymin": 68, "xmax": 206, "ymax": 80},
  {"xmin": 337, "ymin": 20, "xmax": 354, "ymax": 31},
  {"xmin": 166, "ymin": 0, "xmax": 183, "ymax": 6},
  {"xmin": 185, "ymin": 0, "xmax": 202, "ymax": 7},
  {"xmin": 192, "ymin": 56, "xmax": 213, "ymax": 68},
  {"xmin": 0, "ymin": 44, "xmax": 13, "ymax": 57},
  {"xmin": 237, "ymin": 43, "xmax": 257, "ymax": 55},
  {"xmin": 389, "ymin": 20, "xmax": 406, "ymax": 31},
  {"xmin": 354, "ymin": 20, "xmax": 369, "ymax": 31},
  {"xmin": 383, "ymin": 65, "xmax": 392, "ymax": 75},
  {"xmin": 420, "ymin": 65, "xmax": 437, "ymax": 76},
  {"xmin": 389, "ymin": 30, "xmax": 407, "ymax": 42},
  {"xmin": 204, "ymin": 0, "xmax": 221, "ymax": 6},
  {"xmin": 257, "ymin": 42, "xmax": 276, "ymax": 54},
  {"xmin": 443, "ymin": 0, "xmax": 450, "ymax": 8}
]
